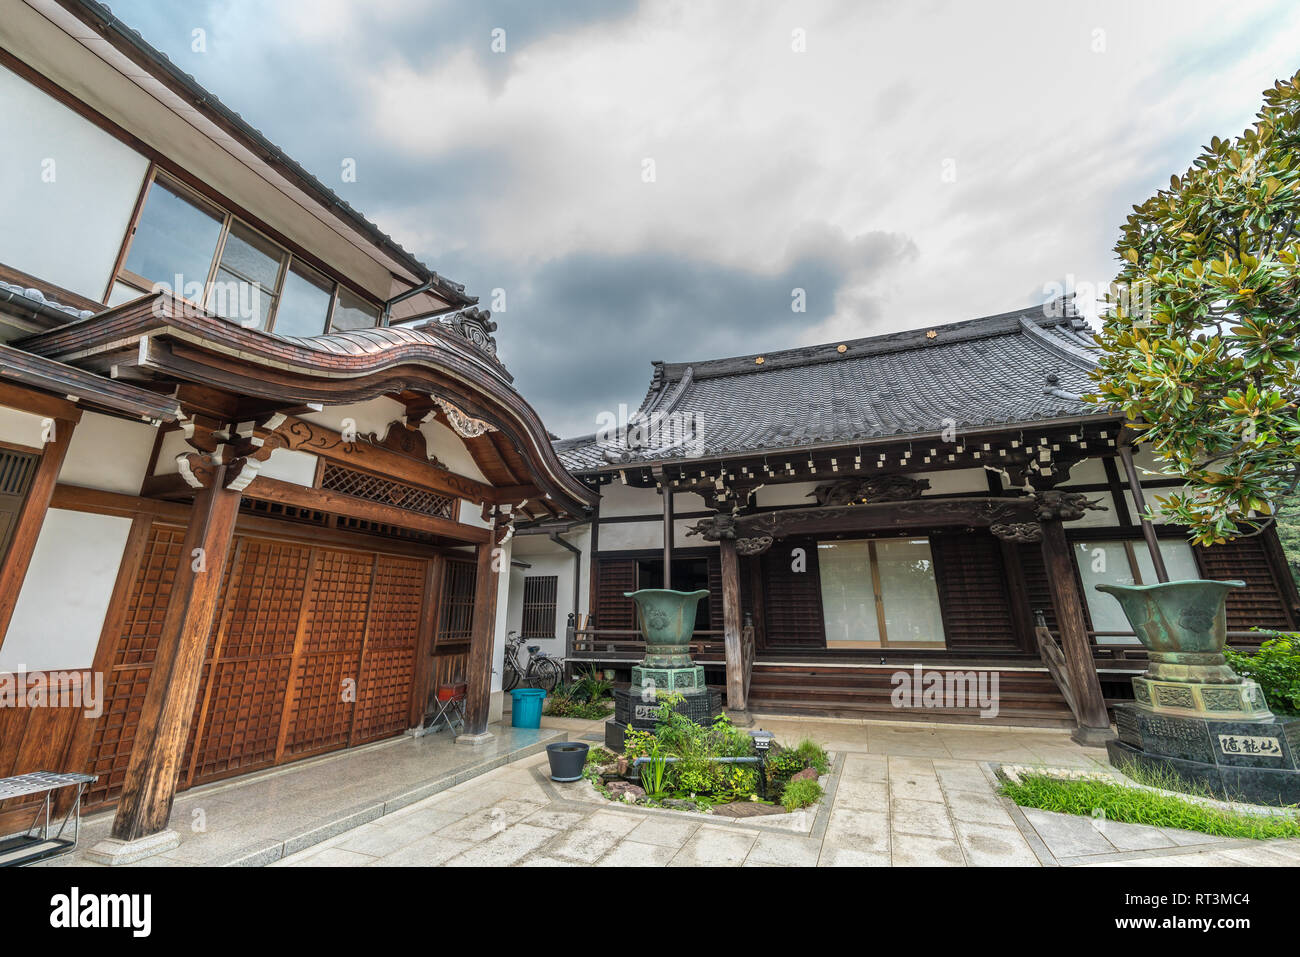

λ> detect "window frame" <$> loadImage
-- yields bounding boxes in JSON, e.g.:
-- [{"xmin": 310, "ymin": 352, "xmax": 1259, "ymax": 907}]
[
  {"xmin": 521, "ymin": 575, "xmax": 560, "ymax": 640},
  {"xmin": 112, "ymin": 167, "xmax": 383, "ymax": 336},
  {"xmin": 816, "ymin": 536, "xmax": 947, "ymax": 650}
]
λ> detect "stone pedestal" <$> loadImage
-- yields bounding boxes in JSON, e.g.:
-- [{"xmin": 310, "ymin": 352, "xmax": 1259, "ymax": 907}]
[
  {"xmin": 605, "ymin": 687, "xmax": 723, "ymax": 752},
  {"xmin": 1110, "ymin": 702, "xmax": 1300, "ymax": 805},
  {"xmin": 85, "ymin": 829, "xmax": 180, "ymax": 866}
]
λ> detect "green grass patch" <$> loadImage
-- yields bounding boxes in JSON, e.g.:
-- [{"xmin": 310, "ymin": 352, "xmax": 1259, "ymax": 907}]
[
  {"xmin": 999, "ymin": 767, "xmax": 1300, "ymax": 841},
  {"xmin": 780, "ymin": 778, "xmax": 823, "ymax": 811}
]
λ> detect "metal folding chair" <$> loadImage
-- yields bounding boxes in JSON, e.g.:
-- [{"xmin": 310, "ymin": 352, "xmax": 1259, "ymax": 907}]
[{"xmin": 425, "ymin": 682, "xmax": 467, "ymax": 735}]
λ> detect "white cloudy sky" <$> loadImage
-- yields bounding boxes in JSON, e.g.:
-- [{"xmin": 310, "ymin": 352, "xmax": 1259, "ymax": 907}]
[{"xmin": 113, "ymin": 0, "xmax": 1300, "ymax": 435}]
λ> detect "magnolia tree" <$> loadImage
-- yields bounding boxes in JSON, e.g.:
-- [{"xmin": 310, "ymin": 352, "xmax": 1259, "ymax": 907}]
[{"xmin": 1089, "ymin": 70, "xmax": 1300, "ymax": 546}]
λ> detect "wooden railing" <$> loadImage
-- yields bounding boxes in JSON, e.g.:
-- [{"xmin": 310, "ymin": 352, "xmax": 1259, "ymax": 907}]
[
  {"xmin": 565, "ymin": 621, "xmax": 726, "ymax": 663},
  {"xmin": 1034, "ymin": 612, "xmax": 1078, "ymax": 723},
  {"xmin": 739, "ymin": 615, "xmax": 756, "ymax": 707}
]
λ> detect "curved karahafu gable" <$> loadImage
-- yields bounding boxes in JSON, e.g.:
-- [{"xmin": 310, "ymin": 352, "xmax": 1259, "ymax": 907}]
[{"xmin": 16, "ymin": 290, "xmax": 594, "ymax": 517}]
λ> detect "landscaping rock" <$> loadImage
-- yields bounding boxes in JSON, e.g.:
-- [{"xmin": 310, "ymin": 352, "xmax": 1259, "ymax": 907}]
[
  {"xmin": 791, "ymin": 767, "xmax": 818, "ymax": 782},
  {"xmin": 662, "ymin": 798, "xmax": 699, "ymax": 811},
  {"xmin": 606, "ymin": 781, "xmax": 645, "ymax": 802}
]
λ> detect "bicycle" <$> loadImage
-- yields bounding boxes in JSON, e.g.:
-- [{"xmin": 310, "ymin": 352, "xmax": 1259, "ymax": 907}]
[{"xmin": 501, "ymin": 630, "xmax": 562, "ymax": 692}]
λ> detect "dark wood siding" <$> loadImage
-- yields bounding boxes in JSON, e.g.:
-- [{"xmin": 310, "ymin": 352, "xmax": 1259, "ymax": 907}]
[
  {"xmin": 593, "ymin": 558, "xmax": 636, "ymax": 630},
  {"xmin": 1196, "ymin": 536, "xmax": 1296, "ymax": 637},
  {"xmin": 1016, "ymin": 542, "xmax": 1059, "ymax": 634},
  {"xmin": 759, "ymin": 536, "xmax": 825, "ymax": 649},
  {"xmin": 930, "ymin": 532, "xmax": 1019, "ymax": 651}
]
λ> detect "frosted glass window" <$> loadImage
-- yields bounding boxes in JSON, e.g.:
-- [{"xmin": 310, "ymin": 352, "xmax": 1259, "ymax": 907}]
[
  {"xmin": 1134, "ymin": 541, "xmax": 1200, "ymax": 585},
  {"xmin": 875, "ymin": 539, "xmax": 946, "ymax": 646},
  {"xmin": 1075, "ymin": 541, "xmax": 1138, "ymax": 635},
  {"xmin": 1077, "ymin": 539, "xmax": 1202, "ymax": 642},
  {"xmin": 330, "ymin": 287, "xmax": 380, "ymax": 332},
  {"xmin": 818, "ymin": 541, "xmax": 880, "ymax": 646},
  {"xmin": 817, "ymin": 538, "xmax": 945, "ymax": 648},
  {"xmin": 209, "ymin": 222, "xmax": 284, "ymax": 329}
]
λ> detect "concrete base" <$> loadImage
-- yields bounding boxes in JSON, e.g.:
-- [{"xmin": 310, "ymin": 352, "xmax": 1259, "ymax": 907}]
[
  {"xmin": 85, "ymin": 829, "xmax": 180, "ymax": 866},
  {"xmin": 455, "ymin": 731, "xmax": 495, "ymax": 746},
  {"xmin": 1070, "ymin": 724, "xmax": 1117, "ymax": 748},
  {"xmin": 726, "ymin": 708, "xmax": 754, "ymax": 728}
]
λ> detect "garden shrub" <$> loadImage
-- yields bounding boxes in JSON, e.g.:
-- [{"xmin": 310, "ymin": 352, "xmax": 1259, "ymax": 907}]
[{"xmin": 1224, "ymin": 635, "xmax": 1300, "ymax": 716}]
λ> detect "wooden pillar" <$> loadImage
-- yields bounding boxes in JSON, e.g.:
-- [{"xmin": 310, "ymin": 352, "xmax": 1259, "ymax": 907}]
[
  {"xmin": 1038, "ymin": 518, "xmax": 1113, "ymax": 745},
  {"xmin": 462, "ymin": 539, "xmax": 500, "ymax": 738},
  {"xmin": 719, "ymin": 537, "xmax": 745, "ymax": 712},
  {"xmin": 110, "ymin": 468, "xmax": 241, "ymax": 842},
  {"xmin": 1117, "ymin": 445, "xmax": 1169, "ymax": 583},
  {"xmin": 661, "ymin": 485, "xmax": 673, "ymax": 585},
  {"xmin": 0, "ymin": 414, "xmax": 78, "ymax": 647}
]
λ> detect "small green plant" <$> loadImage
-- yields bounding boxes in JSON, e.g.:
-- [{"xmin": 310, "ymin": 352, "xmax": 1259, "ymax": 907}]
[
  {"xmin": 1224, "ymin": 635, "xmax": 1300, "ymax": 716},
  {"xmin": 639, "ymin": 741, "xmax": 670, "ymax": 797},
  {"xmin": 585, "ymin": 747, "xmax": 616, "ymax": 767},
  {"xmin": 792, "ymin": 738, "xmax": 831, "ymax": 775},
  {"xmin": 999, "ymin": 770, "xmax": 1300, "ymax": 839},
  {"xmin": 780, "ymin": 778, "xmax": 823, "ymax": 811},
  {"xmin": 574, "ymin": 667, "xmax": 613, "ymax": 703}
]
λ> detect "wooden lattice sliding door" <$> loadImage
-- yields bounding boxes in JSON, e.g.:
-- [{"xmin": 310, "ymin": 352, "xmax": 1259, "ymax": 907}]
[
  {"xmin": 186, "ymin": 539, "xmax": 313, "ymax": 784},
  {"xmin": 85, "ymin": 524, "xmax": 189, "ymax": 808},
  {"xmin": 352, "ymin": 556, "xmax": 426, "ymax": 743},
  {"xmin": 281, "ymin": 549, "xmax": 374, "ymax": 760},
  {"xmin": 86, "ymin": 525, "xmax": 442, "ymax": 806}
]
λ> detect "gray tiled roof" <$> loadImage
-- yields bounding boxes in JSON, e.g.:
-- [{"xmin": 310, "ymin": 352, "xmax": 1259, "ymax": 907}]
[{"xmin": 554, "ymin": 299, "xmax": 1106, "ymax": 473}]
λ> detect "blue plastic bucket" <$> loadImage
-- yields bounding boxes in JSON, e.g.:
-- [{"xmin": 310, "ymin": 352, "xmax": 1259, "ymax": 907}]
[{"xmin": 510, "ymin": 688, "xmax": 547, "ymax": 728}]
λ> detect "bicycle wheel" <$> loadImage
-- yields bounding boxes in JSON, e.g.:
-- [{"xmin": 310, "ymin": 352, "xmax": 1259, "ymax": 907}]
[
  {"xmin": 531, "ymin": 657, "xmax": 561, "ymax": 693},
  {"xmin": 501, "ymin": 654, "xmax": 519, "ymax": 692}
]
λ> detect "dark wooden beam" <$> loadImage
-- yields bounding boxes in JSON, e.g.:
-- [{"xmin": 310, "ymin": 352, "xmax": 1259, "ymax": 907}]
[
  {"xmin": 243, "ymin": 475, "xmax": 491, "ymax": 543},
  {"xmin": 462, "ymin": 540, "xmax": 500, "ymax": 737},
  {"xmin": 719, "ymin": 537, "xmax": 745, "ymax": 712},
  {"xmin": 1039, "ymin": 518, "xmax": 1113, "ymax": 745},
  {"xmin": 1118, "ymin": 444, "xmax": 1170, "ymax": 583},
  {"xmin": 0, "ymin": 415, "xmax": 77, "ymax": 648},
  {"xmin": 110, "ymin": 466, "xmax": 242, "ymax": 841}
]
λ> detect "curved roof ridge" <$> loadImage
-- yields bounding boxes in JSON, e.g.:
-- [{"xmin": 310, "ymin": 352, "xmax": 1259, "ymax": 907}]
[{"xmin": 1016, "ymin": 314, "xmax": 1097, "ymax": 371}]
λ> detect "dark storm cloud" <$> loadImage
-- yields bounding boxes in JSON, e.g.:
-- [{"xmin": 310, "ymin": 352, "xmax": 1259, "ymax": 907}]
[{"xmin": 458, "ymin": 233, "xmax": 918, "ymax": 437}]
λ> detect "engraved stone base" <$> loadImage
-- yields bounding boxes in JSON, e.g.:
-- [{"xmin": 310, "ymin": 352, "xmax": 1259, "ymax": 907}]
[
  {"xmin": 1109, "ymin": 702, "xmax": 1300, "ymax": 806},
  {"xmin": 85, "ymin": 829, "xmax": 180, "ymax": 866},
  {"xmin": 1131, "ymin": 676, "xmax": 1271, "ymax": 721},
  {"xmin": 608, "ymin": 686, "xmax": 724, "ymax": 750},
  {"xmin": 630, "ymin": 664, "xmax": 706, "ymax": 695}
]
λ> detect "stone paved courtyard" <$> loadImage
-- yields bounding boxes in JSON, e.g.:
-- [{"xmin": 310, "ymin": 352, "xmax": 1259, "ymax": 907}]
[{"xmin": 270, "ymin": 716, "xmax": 1300, "ymax": 867}]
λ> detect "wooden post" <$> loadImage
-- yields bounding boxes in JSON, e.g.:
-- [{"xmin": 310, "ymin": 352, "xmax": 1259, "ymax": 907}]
[
  {"xmin": 1038, "ymin": 518, "xmax": 1113, "ymax": 745},
  {"xmin": 109, "ymin": 467, "xmax": 241, "ymax": 843},
  {"xmin": 719, "ymin": 537, "xmax": 746, "ymax": 713},
  {"xmin": 1117, "ymin": 445, "xmax": 1169, "ymax": 583},
  {"xmin": 661, "ymin": 485, "xmax": 674, "ymax": 585},
  {"xmin": 0, "ymin": 414, "xmax": 78, "ymax": 647},
  {"xmin": 461, "ymin": 539, "xmax": 500, "ymax": 739}
]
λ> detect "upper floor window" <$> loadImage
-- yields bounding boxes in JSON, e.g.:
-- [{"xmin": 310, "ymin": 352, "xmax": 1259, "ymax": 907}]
[{"xmin": 115, "ymin": 171, "xmax": 382, "ymax": 336}]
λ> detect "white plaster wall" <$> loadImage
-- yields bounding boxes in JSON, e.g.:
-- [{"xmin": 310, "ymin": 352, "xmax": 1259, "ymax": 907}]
[
  {"xmin": 596, "ymin": 481, "xmax": 662, "ymax": 517},
  {"xmin": 258, "ymin": 448, "xmax": 317, "ymax": 486},
  {"xmin": 421, "ymin": 419, "xmax": 489, "ymax": 484},
  {"xmin": 0, "ymin": 64, "xmax": 148, "ymax": 301},
  {"xmin": 299, "ymin": 398, "xmax": 407, "ymax": 441},
  {"xmin": 754, "ymin": 481, "xmax": 819, "ymax": 508},
  {"xmin": 58, "ymin": 412, "xmax": 156, "ymax": 494},
  {"xmin": 152, "ymin": 429, "xmax": 191, "ymax": 476},
  {"xmin": 0, "ymin": 406, "xmax": 49, "ymax": 449},
  {"xmin": 908, "ymin": 468, "xmax": 987, "ymax": 495},
  {"xmin": 1, "ymin": 509, "xmax": 130, "ymax": 673},
  {"xmin": 599, "ymin": 520, "xmax": 662, "ymax": 552}
]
